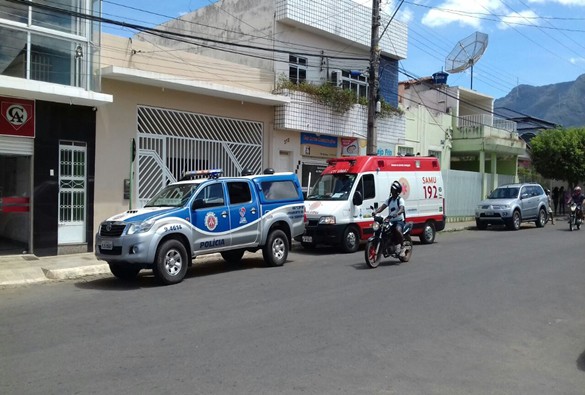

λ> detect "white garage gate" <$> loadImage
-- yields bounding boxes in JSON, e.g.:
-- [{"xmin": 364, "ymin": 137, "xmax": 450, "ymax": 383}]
[{"xmin": 136, "ymin": 105, "xmax": 263, "ymax": 207}]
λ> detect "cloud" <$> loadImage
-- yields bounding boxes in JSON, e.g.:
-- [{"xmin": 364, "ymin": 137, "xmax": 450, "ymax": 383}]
[
  {"xmin": 497, "ymin": 10, "xmax": 539, "ymax": 30},
  {"xmin": 421, "ymin": 0, "xmax": 505, "ymax": 28},
  {"xmin": 398, "ymin": 8, "xmax": 414, "ymax": 24},
  {"xmin": 528, "ymin": 0, "xmax": 585, "ymax": 5}
]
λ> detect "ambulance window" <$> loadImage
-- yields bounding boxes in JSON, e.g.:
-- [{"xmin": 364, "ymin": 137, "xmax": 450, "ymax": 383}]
[{"xmin": 362, "ymin": 174, "xmax": 375, "ymax": 199}]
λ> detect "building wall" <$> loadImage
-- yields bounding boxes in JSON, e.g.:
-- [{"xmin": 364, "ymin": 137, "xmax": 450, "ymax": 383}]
[
  {"xmin": 94, "ymin": 79, "xmax": 276, "ymax": 233},
  {"xmin": 33, "ymin": 101, "xmax": 95, "ymax": 256}
]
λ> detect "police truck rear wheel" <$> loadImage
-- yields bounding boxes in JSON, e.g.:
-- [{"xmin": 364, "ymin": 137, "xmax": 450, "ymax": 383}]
[
  {"xmin": 263, "ymin": 229, "xmax": 288, "ymax": 266},
  {"xmin": 153, "ymin": 239, "xmax": 189, "ymax": 285}
]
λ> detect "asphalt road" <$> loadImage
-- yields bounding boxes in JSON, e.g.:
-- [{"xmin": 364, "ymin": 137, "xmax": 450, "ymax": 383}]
[{"xmin": 1, "ymin": 224, "xmax": 585, "ymax": 395}]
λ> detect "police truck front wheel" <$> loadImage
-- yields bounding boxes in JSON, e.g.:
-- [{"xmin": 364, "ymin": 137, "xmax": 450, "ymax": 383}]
[
  {"xmin": 153, "ymin": 239, "xmax": 189, "ymax": 285},
  {"xmin": 263, "ymin": 229, "xmax": 288, "ymax": 266}
]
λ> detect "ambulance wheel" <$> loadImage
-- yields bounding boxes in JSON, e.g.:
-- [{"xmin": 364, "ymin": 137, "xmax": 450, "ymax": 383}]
[
  {"xmin": 341, "ymin": 226, "xmax": 360, "ymax": 253},
  {"xmin": 153, "ymin": 239, "xmax": 189, "ymax": 285},
  {"xmin": 263, "ymin": 229, "xmax": 288, "ymax": 266},
  {"xmin": 109, "ymin": 263, "xmax": 141, "ymax": 281},
  {"xmin": 419, "ymin": 221, "xmax": 436, "ymax": 244}
]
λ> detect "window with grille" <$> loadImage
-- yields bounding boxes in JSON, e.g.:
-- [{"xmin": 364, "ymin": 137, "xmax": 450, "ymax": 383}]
[
  {"xmin": 289, "ymin": 55, "xmax": 307, "ymax": 85},
  {"xmin": 331, "ymin": 69, "xmax": 368, "ymax": 100},
  {"xmin": 428, "ymin": 150, "xmax": 442, "ymax": 162},
  {"xmin": 397, "ymin": 146, "xmax": 414, "ymax": 156}
]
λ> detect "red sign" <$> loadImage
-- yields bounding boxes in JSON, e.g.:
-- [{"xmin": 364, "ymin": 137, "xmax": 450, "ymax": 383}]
[{"xmin": 0, "ymin": 96, "xmax": 35, "ymax": 138}]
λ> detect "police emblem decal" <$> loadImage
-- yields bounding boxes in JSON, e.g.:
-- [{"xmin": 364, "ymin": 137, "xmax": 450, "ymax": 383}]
[{"xmin": 205, "ymin": 212, "xmax": 218, "ymax": 231}]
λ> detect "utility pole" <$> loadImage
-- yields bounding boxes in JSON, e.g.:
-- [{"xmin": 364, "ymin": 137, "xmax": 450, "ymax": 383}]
[{"xmin": 366, "ymin": 0, "xmax": 381, "ymax": 156}]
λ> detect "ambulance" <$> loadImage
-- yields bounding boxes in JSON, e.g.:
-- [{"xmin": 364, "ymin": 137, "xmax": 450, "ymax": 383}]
[{"xmin": 295, "ymin": 155, "xmax": 446, "ymax": 252}]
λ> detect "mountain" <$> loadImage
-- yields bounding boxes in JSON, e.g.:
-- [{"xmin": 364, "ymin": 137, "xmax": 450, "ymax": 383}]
[{"xmin": 494, "ymin": 73, "xmax": 585, "ymax": 128}]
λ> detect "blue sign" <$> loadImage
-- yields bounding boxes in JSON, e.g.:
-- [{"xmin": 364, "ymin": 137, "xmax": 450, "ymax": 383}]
[{"xmin": 300, "ymin": 133, "xmax": 338, "ymax": 148}]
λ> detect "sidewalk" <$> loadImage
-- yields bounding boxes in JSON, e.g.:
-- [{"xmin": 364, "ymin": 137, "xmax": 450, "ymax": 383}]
[{"xmin": 0, "ymin": 220, "xmax": 477, "ymax": 287}]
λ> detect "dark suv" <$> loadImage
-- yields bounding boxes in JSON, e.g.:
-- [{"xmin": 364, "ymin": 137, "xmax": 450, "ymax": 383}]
[{"xmin": 475, "ymin": 183, "xmax": 548, "ymax": 230}]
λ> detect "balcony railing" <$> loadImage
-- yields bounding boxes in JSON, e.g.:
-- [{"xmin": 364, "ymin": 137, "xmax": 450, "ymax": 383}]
[{"xmin": 457, "ymin": 114, "xmax": 517, "ymax": 133}]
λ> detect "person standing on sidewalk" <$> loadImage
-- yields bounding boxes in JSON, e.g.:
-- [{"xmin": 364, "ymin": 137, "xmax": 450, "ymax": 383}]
[
  {"xmin": 552, "ymin": 186, "xmax": 560, "ymax": 215},
  {"xmin": 559, "ymin": 186, "xmax": 566, "ymax": 215},
  {"xmin": 546, "ymin": 189, "xmax": 555, "ymax": 225}
]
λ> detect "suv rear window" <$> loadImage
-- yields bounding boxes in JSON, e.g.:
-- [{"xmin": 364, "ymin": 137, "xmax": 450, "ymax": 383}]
[{"xmin": 490, "ymin": 187, "xmax": 519, "ymax": 199}]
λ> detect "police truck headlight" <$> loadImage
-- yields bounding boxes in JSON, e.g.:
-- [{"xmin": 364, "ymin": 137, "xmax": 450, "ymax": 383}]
[
  {"xmin": 126, "ymin": 219, "xmax": 155, "ymax": 235},
  {"xmin": 318, "ymin": 216, "xmax": 336, "ymax": 225}
]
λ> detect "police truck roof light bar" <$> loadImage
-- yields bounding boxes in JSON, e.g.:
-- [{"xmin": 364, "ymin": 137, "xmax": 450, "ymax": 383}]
[{"xmin": 181, "ymin": 169, "xmax": 223, "ymax": 181}]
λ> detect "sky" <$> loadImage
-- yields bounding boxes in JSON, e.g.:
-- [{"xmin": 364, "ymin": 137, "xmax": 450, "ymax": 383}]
[{"xmin": 101, "ymin": 0, "xmax": 585, "ymax": 99}]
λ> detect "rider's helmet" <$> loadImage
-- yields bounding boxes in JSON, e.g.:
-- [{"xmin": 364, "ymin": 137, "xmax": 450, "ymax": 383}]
[
  {"xmin": 391, "ymin": 180, "xmax": 402, "ymax": 195},
  {"xmin": 574, "ymin": 186, "xmax": 582, "ymax": 194},
  {"xmin": 545, "ymin": 188, "xmax": 551, "ymax": 195}
]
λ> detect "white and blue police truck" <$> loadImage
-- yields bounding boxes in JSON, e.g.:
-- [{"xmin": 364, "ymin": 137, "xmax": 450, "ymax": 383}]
[{"xmin": 95, "ymin": 169, "xmax": 305, "ymax": 285}]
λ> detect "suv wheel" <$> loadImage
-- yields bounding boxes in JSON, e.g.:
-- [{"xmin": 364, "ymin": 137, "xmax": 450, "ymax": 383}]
[
  {"xmin": 475, "ymin": 219, "xmax": 487, "ymax": 230},
  {"xmin": 506, "ymin": 210, "xmax": 521, "ymax": 230},
  {"xmin": 535, "ymin": 208, "xmax": 547, "ymax": 228}
]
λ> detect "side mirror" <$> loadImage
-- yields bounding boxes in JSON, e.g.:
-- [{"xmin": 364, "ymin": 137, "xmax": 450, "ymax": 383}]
[
  {"xmin": 192, "ymin": 198, "xmax": 204, "ymax": 210},
  {"xmin": 353, "ymin": 191, "xmax": 363, "ymax": 206}
]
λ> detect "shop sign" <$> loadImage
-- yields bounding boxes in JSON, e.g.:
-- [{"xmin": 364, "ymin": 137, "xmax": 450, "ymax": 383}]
[
  {"xmin": 341, "ymin": 137, "xmax": 367, "ymax": 156},
  {"xmin": 301, "ymin": 132, "xmax": 337, "ymax": 158},
  {"xmin": 0, "ymin": 96, "xmax": 35, "ymax": 138}
]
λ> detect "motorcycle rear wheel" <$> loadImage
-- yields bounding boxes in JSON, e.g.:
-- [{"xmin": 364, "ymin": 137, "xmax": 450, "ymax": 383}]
[{"xmin": 365, "ymin": 240, "xmax": 381, "ymax": 268}]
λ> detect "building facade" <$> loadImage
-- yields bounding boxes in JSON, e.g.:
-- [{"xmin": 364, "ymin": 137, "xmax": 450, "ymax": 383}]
[
  {"xmin": 0, "ymin": 0, "xmax": 112, "ymax": 256},
  {"xmin": 141, "ymin": 0, "xmax": 408, "ymax": 192}
]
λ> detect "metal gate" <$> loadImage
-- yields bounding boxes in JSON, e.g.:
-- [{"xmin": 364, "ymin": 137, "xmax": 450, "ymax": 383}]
[{"xmin": 136, "ymin": 106, "xmax": 263, "ymax": 207}]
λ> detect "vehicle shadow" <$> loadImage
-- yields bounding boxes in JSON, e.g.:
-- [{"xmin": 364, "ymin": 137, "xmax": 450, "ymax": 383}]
[
  {"xmin": 74, "ymin": 254, "xmax": 285, "ymax": 291},
  {"xmin": 577, "ymin": 349, "xmax": 585, "ymax": 371}
]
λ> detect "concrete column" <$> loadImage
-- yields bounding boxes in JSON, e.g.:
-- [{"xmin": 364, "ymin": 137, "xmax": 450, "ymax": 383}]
[
  {"xmin": 491, "ymin": 152, "xmax": 498, "ymax": 190},
  {"xmin": 479, "ymin": 150, "xmax": 486, "ymax": 198}
]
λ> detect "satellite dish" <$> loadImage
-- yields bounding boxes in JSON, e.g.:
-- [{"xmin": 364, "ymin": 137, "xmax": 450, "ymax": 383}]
[{"xmin": 445, "ymin": 31, "xmax": 488, "ymax": 90}]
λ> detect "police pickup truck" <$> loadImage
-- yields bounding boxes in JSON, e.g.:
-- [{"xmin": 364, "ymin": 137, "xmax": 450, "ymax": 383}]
[{"xmin": 95, "ymin": 169, "xmax": 305, "ymax": 285}]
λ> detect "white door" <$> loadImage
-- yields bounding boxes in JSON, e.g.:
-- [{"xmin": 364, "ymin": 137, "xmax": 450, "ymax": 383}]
[
  {"xmin": 58, "ymin": 142, "xmax": 87, "ymax": 244},
  {"xmin": 277, "ymin": 150, "xmax": 293, "ymax": 172}
]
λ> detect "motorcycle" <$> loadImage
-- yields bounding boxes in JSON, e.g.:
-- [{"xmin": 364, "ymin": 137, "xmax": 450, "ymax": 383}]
[
  {"xmin": 568, "ymin": 202, "xmax": 583, "ymax": 231},
  {"xmin": 364, "ymin": 211, "xmax": 413, "ymax": 268}
]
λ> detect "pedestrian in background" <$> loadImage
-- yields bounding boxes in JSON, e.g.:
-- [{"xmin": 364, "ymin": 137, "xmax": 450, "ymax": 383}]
[
  {"xmin": 560, "ymin": 186, "xmax": 566, "ymax": 215},
  {"xmin": 552, "ymin": 186, "xmax": 560, "ymax": 215},
  {"xmin": 546, "ymin": 189, "xmax": 555, "ymax": 224}
]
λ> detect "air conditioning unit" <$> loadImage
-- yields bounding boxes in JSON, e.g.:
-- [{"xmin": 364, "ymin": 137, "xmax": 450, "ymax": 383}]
[{"xmin": 330, "ymin": 69, "xmax": 342, "ymax": 87}]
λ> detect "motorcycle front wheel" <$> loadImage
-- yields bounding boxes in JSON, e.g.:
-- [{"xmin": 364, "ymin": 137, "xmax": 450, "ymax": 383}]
[
  {"xmin": 365, "ymin": 239, "xmax": 381, "ymax": 268},
  {"xmin": 399, "ymin": 235, "xmax": 413, "ymax": 263}
]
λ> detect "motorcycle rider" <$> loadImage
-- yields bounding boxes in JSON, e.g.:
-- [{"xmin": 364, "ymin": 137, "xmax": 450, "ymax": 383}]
[
  {"xmin": 568, "ymin": 186, "xmax": 585, "ymax": 221},
  {"xmin": 374, "ymin": 180, "xmax": 406, "ymax": 257}
]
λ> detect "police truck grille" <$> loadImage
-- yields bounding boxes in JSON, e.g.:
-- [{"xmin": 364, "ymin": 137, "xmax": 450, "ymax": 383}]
[{"xmin": 100, "ymin": 223, "xmax": 126, "ymax": 237}]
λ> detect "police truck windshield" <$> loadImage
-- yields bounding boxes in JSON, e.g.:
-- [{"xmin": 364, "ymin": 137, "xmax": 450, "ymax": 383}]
[
  {"xmin": 307, "ymin": 174, "xmax": 356, "ymax": 201},
  {"xmin": 144, "ymin": 183, "xmax": 200, "ymax": 207}
]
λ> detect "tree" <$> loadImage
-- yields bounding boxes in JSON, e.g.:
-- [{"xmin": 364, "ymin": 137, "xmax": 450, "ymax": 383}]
[{"xmin": 529, "ymin": 127, "xmax": 585, "ymax": 188}]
